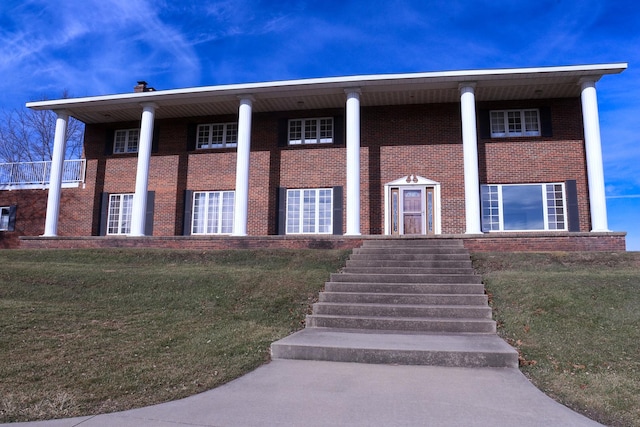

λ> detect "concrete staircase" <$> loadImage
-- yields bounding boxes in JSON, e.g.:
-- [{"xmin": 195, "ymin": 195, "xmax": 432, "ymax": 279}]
[{"xmin": 271, "ymin": 239, "xmax": 518, "ymax": 368}]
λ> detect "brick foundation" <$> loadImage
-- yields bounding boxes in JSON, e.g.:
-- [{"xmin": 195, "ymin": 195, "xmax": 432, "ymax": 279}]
[{"xmin": 18, "ymin": 232, "xmax": 626, "ymax": 252}]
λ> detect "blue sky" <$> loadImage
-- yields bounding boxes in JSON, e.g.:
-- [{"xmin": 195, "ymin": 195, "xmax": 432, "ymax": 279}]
[{"xmin": 0, "ymin": 0, "xmax": 638, "ymax": 249}]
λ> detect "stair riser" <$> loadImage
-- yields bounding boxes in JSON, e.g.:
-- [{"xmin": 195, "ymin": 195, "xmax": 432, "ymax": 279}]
[
  {"xmin": 312, "ymin": 304, "xmax": 492, "ymax": 319},
  {"xmin": 342, "ymin": 267, "xmax": 474, "ymax": 275},
  {"xmin": 361, "ymin": 241, "xmax": 464, "ymax": 248},
  {"xmin": 324, "ymin": 282, "xmax": 486, "ymax": 294},
  {"xmin": 306, "ymin": 316, "xmax": 496, "ymax": 333},
  {"xmin": 270, "ymin": 345, "xmax": 517, "ymax": 368},
  {"xmin": 346, "ymin": 260, "xmax": 472, "ymax": 268},
  {"xmin": 353, "ymin": 248, "xmax": 469, "ymax": 255},
  {"xmin": 318, "ymin": 293, "xmax": 488, "ymax": 305},
  {"xmin": 349, "ymin": 254, "xmax": 472, "ymax": 261},
  {"xmin": 330, "ymin": 274, "xmax": 482, "ymax": 284}
]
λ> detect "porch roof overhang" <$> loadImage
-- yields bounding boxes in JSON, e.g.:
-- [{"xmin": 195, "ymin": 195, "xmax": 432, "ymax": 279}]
[{"xmin": 26, "ymin": 63, "xmax": 627, "ymax": 124}]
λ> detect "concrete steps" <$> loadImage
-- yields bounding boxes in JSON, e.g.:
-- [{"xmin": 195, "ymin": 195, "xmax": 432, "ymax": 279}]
[{"xmin": 271, "ymin": 238, "xmax": 518, "ymax": 368}]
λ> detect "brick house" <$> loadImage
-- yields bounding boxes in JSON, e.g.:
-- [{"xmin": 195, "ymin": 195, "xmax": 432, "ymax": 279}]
[{"xmin": 1, "ymin": 63, "xmax": 628, "ymax": 250}]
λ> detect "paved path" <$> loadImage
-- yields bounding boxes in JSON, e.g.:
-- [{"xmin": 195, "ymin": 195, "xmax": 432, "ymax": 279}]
[{"xmin": 5, "ymin": 359, "xmax": 602, "ymax": 427}]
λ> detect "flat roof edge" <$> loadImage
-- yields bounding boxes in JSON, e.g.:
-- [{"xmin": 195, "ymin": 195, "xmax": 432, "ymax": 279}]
[{"xmin": 26, "ymin": 62, "xmax": 628, "ymax": 110}]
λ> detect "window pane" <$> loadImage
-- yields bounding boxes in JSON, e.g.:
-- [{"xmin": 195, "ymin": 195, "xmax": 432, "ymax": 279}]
[
  {"xmin": 507, "ymin": 111, "xmax": 522, "ymax": 134},
  {"xmin": 197, "ymin": 125, "xmax": 210, "ymax": 149},
  {"xmin": 1, "ymin": 207, "xmax": 9, "ymax": 230},
  {"xmin": 490, "ymin": 112, "xmax": 505, "ymax": 135},
  {"xmin": 114, "ymin": 131, "xmax": 127, "ymax": 153},
  {"xmin": 302, "ymin": 189, "xmax": 316, "ymax": 233},
  {"xmin": 524, "ymin": 110, "xmax": 540, "ymax": 134},
  {"xmin": 318, "ymin": 189, "xmax": 332, "ymax": 233},
  {"xmin": 192, "ymin": 191, "xmax": 234, "ymax": 234},
  {"xmin": 319, "ymin": 118, "xmax": 333, "ymax": 143},
  {"xmin": 286, "ymin": 190, "xmax": 301, "ymax": 233},
  {"xmin": 221, "ymin": 192, "xmax": 234, "ymax": 233},
  {"xmin": 226, "ymin": 123, "xmax": 238, "ymax": 146},
  {"xmin": 502, "ymin": 185, "xmax": 544, "ymax": 230},
  {"xmin": 192, "ymin": 192, "xmax": 206, "ymax": 234},
  {"xmin": 289, "ymin": 120, "xmax": 302, "ymax": 144},
  {"xmin": 207, "ymin": 192, "xmax": 220, "ymax": 233},
  {"xmin": 481, "ymin": 185, "xmax": 500, "ymax": 231}
]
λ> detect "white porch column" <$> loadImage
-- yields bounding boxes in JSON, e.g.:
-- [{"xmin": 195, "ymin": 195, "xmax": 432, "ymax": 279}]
[
  {"xmin": 580, "ymin": 79, "xmax": 610, "ymax": 232},
  {"xmin": 43, "ymin": 110, "xmax": 69, "ymax": 236},
  {"xmin": 459, "ymin": 83, "xmax": 482, "ymax": 234},
  {"xmin": 345, "ymin": 89, "xmax": 361, "ymax": 236},
  {"xmin": 232, "ymin": 96, "xmax": 253, "ymax": 236},
  {"xmin": 130, "ymin": 102, "xmax": 157, "ymax": 236}
]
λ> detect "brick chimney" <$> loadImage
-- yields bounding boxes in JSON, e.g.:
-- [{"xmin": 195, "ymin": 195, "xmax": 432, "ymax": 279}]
[{"xmin": 134, "ymin": 81, "xmax": 155, "ymax": 93}]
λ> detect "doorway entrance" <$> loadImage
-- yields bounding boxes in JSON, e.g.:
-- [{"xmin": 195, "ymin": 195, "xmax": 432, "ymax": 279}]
[{"xmin": 385, "ymin": 175, "xmax": 441, "ymax": 236}]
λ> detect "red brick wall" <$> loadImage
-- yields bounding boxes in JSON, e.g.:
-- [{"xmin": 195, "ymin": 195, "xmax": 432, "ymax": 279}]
[{"xmin": 4, "ymin": 98, "xmax": 594, "ymax": 242}]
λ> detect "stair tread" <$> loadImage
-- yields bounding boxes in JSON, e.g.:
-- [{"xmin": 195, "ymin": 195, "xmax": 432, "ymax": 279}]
[
  {"xmin": 273, "ymin": 329, "xmax": 515, "ymax": 353},
  {"xmin": 315, "ymin": 302, "xmax": 489, "ymax": 309},
  {"xmin": 308, "ymin": 314, "xmax": 494, "ymax": 322}
]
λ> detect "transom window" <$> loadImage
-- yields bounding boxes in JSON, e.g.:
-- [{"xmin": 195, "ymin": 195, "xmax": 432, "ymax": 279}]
[
  {"xmin": 192, "ymin": 191, "xmax": 235, "ymax": 234},
  {"xmin": 481, "ymin": 183, "xmax": 566, "ymax": 232},
  {"xmin": 0, "ymin": 206, "xmax": 10, "ymax": 230},
  {"xmin": 113, "ymin": 129, "xmax": 140, "ymax": 153},
  {"xmin": 107, "ymin": 194, "xmax": 134, "ymax": 235},
  {"xmin": 286, "ymin": 188, "xmax": 333, "ymax": 234},
  {"xmin": 490, "ymin": 109, "xmax": 540, "ymax": 137},
  {"xmin": 288, "ymin": 118, "xmax": 333, "ymax": 145},
  {"xmin": 197, "ymin": 123, "xmax": 238, "ymax": 149}
]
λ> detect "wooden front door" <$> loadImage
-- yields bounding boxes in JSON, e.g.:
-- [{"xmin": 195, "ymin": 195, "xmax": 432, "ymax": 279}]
[{"xmin": 402, "ymin": 189, "xmax": 423, "ymax": 234}]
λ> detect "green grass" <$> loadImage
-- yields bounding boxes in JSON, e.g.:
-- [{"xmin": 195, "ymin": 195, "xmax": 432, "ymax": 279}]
[
  {"xmin": 2, "ymin": 249, "xmax": 638, "ymax": 425},
  {"xmin": 0, "ymin": 248, "xmax": 350, "ymax": 422},
  {"xmin": 473, "ymin": 251, "xmax": 640, "ymax": 427}
]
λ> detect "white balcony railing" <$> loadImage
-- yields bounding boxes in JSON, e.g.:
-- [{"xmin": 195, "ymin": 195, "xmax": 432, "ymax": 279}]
[{"xmin": 0, "ymin": 159, "xmax": 86, "ymax": 189}]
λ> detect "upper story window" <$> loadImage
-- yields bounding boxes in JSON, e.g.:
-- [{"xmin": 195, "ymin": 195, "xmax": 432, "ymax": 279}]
[
  {"xmin": 490, "ymin": 109, "xmax": 540, "ymax": 138},
  {"xmin": 113, "ymin": 129, "xmax": 140, "ymax": 153},
  {"xmin": 288, "ymin": 118, "xmax": 333, "ymax": 145},
  {"xmin": 197, "ymin": 123, "xmax": 238, "ymax": 149}
]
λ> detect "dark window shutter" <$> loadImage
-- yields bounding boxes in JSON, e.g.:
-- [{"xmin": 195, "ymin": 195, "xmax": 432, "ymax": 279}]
[
  {"xmin": 478, "ymin": 109, "xmax": 491, "ymax": 139},
  {"xmin": 333, "ymin": 116, "xmax": 344, "ymax": 145},
  {"xmin": 105, "ymin": 129, "xmax": 115, "ymax": 155},
  {"xmin": 183, "ymin": 190, "xmax": 193, "ymax": 236},
  {"xmin": 332, "ymin": 186, "xmax": 343, "ymax": 235},
  {"xmin": 277, "ymin": 187, "xmax": 287, "ymax": 235},
  {"xmin": 7, "ymin": 205, "xmax": 17, "ymax": 232},
  {"xmin": 277, "ymin": 119, "xmax": 288, "ymax": 147},
  {"xmin": 187, "ymin": 124, "xmax": 197, "ymax": 151},
  {"xmin": 565, "ymin": 180, "xmax": 580, "ymax": 232},
  {"xmin": 145, "ymin": 191, "xmax": 155, "ymax": 236},
  {"xmin": 99, "ymin": 192, "xmax": 110, "ymax": 236},
  {"xmin": 540, "ymin": 107, "xmax": 553, "ymax": 137},
  {"xmin": 152, "ymin": 125, "xmax": 160, "ymax": 153}
]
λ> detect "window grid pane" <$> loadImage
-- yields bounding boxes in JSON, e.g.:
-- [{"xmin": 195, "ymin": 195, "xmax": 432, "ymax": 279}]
[
  {"xmin": 1, "ymin": 207, "xmax": 10, "ymax": 230},
  {"xmin": 226, "ymin": 123, "xmax": 238, "ymax": 147},
  {"xmin": 481, "ymin": 183, "xmax": 565, "ymax": 232},
  {"xmin": 107, "ymin": 194, "xmax": 133, "ymax": 235},
  {"xmin": 286, "ymin": 188, "xmax": 332, "ymax": 234},
  {"xmin": 192, "ymin": 191, "xmax": 235, "ymax": 234},
  {"xmin": 126, "ymin": 130, "xmax": 139, "ymax": 153},
  {"xmin": 197, "ymin": 123, "xmax": 238, "ymax": 149},
  {"xmin": 490, "ymin": 109, "xmax": 540, "ymax": 138},
  {"xmin": 289, "ymin": 118, "xmax": 333, "ymax": 145},
  {"xmin": 197, "ymin": 125, "xmax": 211, "ymax": 149}
]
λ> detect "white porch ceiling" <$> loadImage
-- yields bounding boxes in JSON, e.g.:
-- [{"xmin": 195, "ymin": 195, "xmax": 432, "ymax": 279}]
[{"xmin": 26, "ymin": 63, "xmax": 627, "ymax": 124}]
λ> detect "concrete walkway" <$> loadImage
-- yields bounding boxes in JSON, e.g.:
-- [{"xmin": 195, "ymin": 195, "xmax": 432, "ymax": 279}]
[{"xmin": 5, "ymin": 359, "xmax": 603, "ymax": 427}]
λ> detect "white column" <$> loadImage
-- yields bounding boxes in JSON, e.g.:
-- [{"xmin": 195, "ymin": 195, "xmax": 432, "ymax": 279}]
[
  {"xmin": 459, "ymin": 83, "xmax": 482, "ymax": 234},
  {"xmin": 345, "ymin": 89, "xmax": 361, "ymax": 236},
  {"xmin": 232, "ymin": 96, "xmax": 253, "ymax": 236},
  {"xmin": 130, "ymin": 102, "xmax": 157, "ymax": 236},
  {"xmin": 580, "ymin": 79, "xmax": 610, "ymax": 232},
  {"xmin": 43, "ymin": 111, "xmax": 69, "ymax": 236}
]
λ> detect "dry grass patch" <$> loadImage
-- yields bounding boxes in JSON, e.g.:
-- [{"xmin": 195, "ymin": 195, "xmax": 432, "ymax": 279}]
[
  {"xmin": 473, "ymin": 251, "xmax": 640, "ymax": 427},
  {"xmin": 0, "ymin": 248, "xmax": 349, "ymax": 422}
]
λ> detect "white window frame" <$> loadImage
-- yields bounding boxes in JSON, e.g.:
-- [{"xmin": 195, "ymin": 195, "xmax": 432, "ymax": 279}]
[
  {"xmin": 288, "ymin": 117, "xmax": 333, "ymax": 145},
  {"xmin": 490, "ymin": 109, "xmax": 540, "ymax": 138},
  {"xmin": 107, "ymin": 194, "xmax": 134, "ymax": 235},
  {"xmin": 196, "ymin": 123, "xmax": 238, "ymax": 149},
  {"xmin": 0, "ymin": 206, "xmax": 10, "ymax": 231},
  {"xmin": 481, "ymin": 183, "xmax": 567, "ymax": 232},
  {"xmin": 191, "ymin": 191, "xmax": 235, "ymax": 235},
  {"xmin": 286, "ymin": 188, "xmax": 333, "ymax": 234},
  {"xmin": 113, "ymin": 129, "xmax": 140, "ymax": 153}
]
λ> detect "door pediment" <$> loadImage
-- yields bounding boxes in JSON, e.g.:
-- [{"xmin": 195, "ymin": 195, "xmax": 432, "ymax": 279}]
[{"xmin": 385, "ymin": 175, "xmax": 440, "ymax": 186}]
